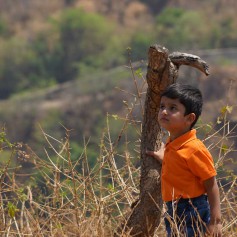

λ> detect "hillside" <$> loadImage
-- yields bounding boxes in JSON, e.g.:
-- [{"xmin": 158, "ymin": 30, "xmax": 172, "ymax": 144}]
[
  {"xmin": 1, "ymin": 0, "xmax": 237, "ymax": 40},
  {"xmin": 0, "ymin": 63, "xmax": 236, "ymax": 237},
  {"xmin": 0, "ymin": 0, "xmax": 236, "ymax": 169},
  {"xmin": 0, "ymin": 2, "xmax": 236, "ymax": 235},
  {"xmin": 0, "ymin": 51, "xmax": 236, "ymax": 157},
  {"xmin": 0, "ymin": 67, "xmax": 130, "ymax": 144},
  {"xmin": 0, "ymin": 0, "xmax": 237, "ymax": 168}
]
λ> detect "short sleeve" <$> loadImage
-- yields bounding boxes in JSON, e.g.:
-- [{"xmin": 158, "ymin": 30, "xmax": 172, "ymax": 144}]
[{"xmin": 186, "ymin": 148, "xmax": 217, "ymax": 181}]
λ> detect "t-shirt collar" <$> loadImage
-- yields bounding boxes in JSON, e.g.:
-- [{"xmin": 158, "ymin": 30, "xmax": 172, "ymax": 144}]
[{"xmin": 166, "ymin": 129, "xmax": 197, "ymax": 150}]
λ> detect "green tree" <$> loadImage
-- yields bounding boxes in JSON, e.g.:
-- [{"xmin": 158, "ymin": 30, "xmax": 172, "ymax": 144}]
[
  {"xmin": 140, "ymin": 0, "xmax": 169, "ymax": 14},
  {"xmin": 129, "ymin": 31, "xmax": 155, "ymax": 61},
  {"xmin": 51, "ymin": 8, "xmax": 121, "ymax": 83},
  {"xmin": 0, "ymin": 37, "xmax": 56, "ymax": 99},
  {"xmin": 213, "ymin": 17, "xmax": 237, "ymax": 48},
  {"xmin": 0, "ymin": 38, "xmax": 33, "ymax": 98},
  {"xmin": 0, "ymin": 17, "xmax": 10, "ymax": 37},
  {"xmin": 155, "ymin": 8, "xmax": 210, "ymax": 50}
]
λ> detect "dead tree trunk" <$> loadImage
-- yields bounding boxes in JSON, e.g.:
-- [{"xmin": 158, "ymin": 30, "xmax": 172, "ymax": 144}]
[{"xmin": 115, "ymin": 45, "xmax": 209, "ymax": 237}]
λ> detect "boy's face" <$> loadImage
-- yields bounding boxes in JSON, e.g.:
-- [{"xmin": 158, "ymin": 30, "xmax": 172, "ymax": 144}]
[{"xmin": 158, "ymin": 96, "xmax": 195, "ymax": 139}]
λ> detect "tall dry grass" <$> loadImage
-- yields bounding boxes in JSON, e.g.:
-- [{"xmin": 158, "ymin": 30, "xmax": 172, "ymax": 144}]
[{"xmin": 0, "ymin": 64, "xmax": 236, "ymax": 236}]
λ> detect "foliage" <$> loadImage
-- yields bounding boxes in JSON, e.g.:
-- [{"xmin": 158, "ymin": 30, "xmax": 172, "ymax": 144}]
[
  {"xmin": 0, "ymin": 8, "xmax": 127, "ymax": 99},
  {"xmin": 155, "ymin": 8, "xmax": 210, "ymax": 50},
  {"xmin": 50, "ymin": 8, "xmax": 124, "ymax": 82},
  {"xmin": 0, "ymin": 17, "xmax": 10, "ymax": 38},
  {"xmin": 0, "ymin": 65, "xmax": 236, "ymax": 235},
  {"xmin": 0, "ymin": 37, "xmax": 57, "ymax": 99},
  {"xmin": 210, "ymin": 17, "xmax": 237, "ymax": 48},
  {"xmin": 129, "ymin": 31, "xmax": 155, "ymax": 61},
  {"xmin": 155, "ymin": 7, "xmax": 237, "ymax": 51},
  {"xmin": 0, "ymin": 3, "xmax": 237, "ymax": 99},
  {"xmin": 140, "ymin": 0, "xmax": 169, "ymax": 14},
  {"xmin": 31, "ymin": 109, "xmax": 64, "ymax": 148}
]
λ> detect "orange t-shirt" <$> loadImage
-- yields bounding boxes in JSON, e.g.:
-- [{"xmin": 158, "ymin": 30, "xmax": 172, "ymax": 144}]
[{"xmin": 162, "ymin": 129, "xmax": 217, "ymax": 202}]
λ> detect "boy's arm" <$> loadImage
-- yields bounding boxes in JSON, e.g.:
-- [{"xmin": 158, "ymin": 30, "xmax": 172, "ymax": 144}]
[
  {"xmin": 203, "ymin": 176, "xmax": 222, "ymax": 237},
  {"xmin": 146, "ymin": 142, "xmax": 165, "ymax": 164}
]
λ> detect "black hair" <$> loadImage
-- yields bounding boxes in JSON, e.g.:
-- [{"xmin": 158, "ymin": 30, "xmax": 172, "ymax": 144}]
[{"xmin": 161, "ymin": 83, "xmax": 203, "ymax": 128}]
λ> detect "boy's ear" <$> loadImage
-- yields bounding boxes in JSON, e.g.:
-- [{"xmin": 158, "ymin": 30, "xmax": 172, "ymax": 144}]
[{"xmin": 187, "ymin": 113, "xmax": 196, "ymax": 124}]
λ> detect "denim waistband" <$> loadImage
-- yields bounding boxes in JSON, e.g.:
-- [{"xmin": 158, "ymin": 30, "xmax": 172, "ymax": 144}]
[{"xmin": 166, "ymin": 194, "xmax": 207, "ymax": 208}]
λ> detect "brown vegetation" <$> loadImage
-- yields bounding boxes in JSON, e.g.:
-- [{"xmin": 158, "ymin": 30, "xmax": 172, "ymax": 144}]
[{"xmin": 0, "ymin": 63, "xmax": 236, "ymax": 236}]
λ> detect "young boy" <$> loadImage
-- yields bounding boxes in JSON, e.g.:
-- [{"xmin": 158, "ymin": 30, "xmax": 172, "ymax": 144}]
[{"xmin": 146, "ymin": 84, "xmax": 222, "ymax": 237}]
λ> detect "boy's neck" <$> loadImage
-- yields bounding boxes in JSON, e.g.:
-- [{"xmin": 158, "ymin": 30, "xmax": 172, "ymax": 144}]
[{"xmin": 169, "ymin": 128, "xmax": 192, "ymax": 141}]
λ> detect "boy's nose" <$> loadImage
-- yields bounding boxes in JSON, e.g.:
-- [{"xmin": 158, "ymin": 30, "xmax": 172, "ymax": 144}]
[{"xmin": 161, "ymin": 109, "xmax": 167, "ymax": 115}]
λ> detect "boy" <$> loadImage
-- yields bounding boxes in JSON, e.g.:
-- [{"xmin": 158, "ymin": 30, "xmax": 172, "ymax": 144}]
[{"xmin": 146, "ymin": 84, "xmax": 222, "ymax": 236}]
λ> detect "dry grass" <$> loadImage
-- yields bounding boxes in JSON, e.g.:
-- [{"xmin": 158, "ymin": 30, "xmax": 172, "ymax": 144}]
[{"xmin": 0, "ymin": 66, "xmax": 236, "ymax": 237}]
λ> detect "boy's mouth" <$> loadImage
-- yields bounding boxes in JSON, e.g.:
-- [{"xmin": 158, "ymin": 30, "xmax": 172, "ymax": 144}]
[{"xmin": 159, "ymin": 117, "xmax": 169, "ymax": 122}]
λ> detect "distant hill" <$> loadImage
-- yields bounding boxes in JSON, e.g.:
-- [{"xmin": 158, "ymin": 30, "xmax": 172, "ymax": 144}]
[
  {"xmin": 0, "ymin": 51, "xmax": 236, "ymax": 148},
  {"xmin": 1, "ymin": 0, "xmax": 237, "ymax": 39}
]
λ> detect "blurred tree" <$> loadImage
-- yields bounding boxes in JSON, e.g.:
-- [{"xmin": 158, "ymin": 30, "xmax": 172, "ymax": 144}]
[
  {"xmin": 198, "ymin": 16, "xmax": 237, "ymax": 49},
  {"xmin": 140, "ymin": 0, "xmax": 169, "ymax": 14},
  {"xmin": 129, "ymin": 31, "xmax": 155, "ymax": 61},
  {"xmin": 64, "ymin": 0, "xmax": 76, "ymax": 7},
  {"xmin": 218, "ymin": 17, "xmax": 237, "ymax": 47},
  {"xmin": 0, "ymin": 37, "xmax": 57, "ymax": 99},
  {"xmin": 30, "ymin": 32, "xmax": 59, "ymax": 85},
  {"xmin": 155, "ymin": 8, "xmax": 210, "ymax": 50},
  {"xmin": 30, "ymin": 109, "xmax": 64, "ymax": 154},
  {"xmin": 0, "ymin": 17, "xmax": 10, "ymax": 37},
  {"xmin": 0, "ymin": 8, "xmax": 127, "ymax": 98},
  {"xmin": 0, "ymin": 39, "xmax": 33, "ymax": 98},
  {"xmin": 52, "ymin": 8, "xmax": 121, "ymax": 83}
]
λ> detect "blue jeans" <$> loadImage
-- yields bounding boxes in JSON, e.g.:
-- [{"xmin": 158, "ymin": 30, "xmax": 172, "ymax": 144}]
[{"xmin": 165, "ymin": 195, "xmax": 210, "ymax": 237}]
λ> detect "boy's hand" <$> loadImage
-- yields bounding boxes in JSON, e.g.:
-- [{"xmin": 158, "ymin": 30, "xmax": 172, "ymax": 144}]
[
  {"xmin": 206, "ymin": 222, "xmax": 222, "ymax": 236},
  {"xmin": 204, "ymin": 177, "xmax": 222, "ymax": 237},
  {"xmin": 146, "ymin": 142, "xmax": 165, "ymax": 164}
]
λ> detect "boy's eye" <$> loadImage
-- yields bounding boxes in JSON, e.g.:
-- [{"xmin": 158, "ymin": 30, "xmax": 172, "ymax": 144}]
[{"xmin": 170, "ymin": 106, "xmax": 177, "ymax": 111}]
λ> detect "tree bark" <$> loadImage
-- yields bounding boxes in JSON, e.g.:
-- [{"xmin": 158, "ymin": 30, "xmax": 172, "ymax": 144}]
[{"xmin": 115, "ymin": 45, "xmax": 209, "ymax": 236}]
